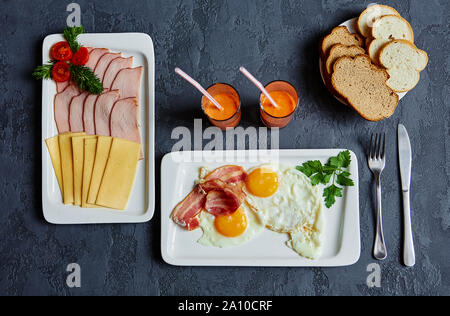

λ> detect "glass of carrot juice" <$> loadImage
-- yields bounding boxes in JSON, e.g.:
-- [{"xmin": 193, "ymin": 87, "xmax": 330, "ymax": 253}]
[
  {"xmin": 260, "ymin": 80, "xmax": 298, "ymax": 128},
  {"xmin": 201, "ymin": 83, "xmax": 241, "ymax": 130}
]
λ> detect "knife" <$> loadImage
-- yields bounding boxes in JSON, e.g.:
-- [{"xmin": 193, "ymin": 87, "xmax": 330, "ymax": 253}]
[{"xmin": 398, "ymin": 124, "xmax": 415, "ymax": 267}]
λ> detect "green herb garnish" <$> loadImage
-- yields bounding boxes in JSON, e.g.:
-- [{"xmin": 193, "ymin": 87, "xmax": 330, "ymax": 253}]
[
  {"xmin": 32, "ymin": 25, "xmax": 104, "ymax": 94},
  {"xmin": 69, "ymin": 64, "xmax": 103, "ymax": 94},
  {"xmin": 63, "ymin": 26, "xmax": 84, "ymax": 52},
  {"xmin": 32, "ymin": 63, "xmax": 54, "ymax": 80},
  {"xmin": 296, "ymin": 150, "xmax": 354, "ymax": 208}
]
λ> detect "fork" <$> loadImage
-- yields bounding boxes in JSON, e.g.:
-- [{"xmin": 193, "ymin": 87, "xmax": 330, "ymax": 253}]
[{"xmin": 368, "ymin": 133, "xmax": 388, "ymax": 260}]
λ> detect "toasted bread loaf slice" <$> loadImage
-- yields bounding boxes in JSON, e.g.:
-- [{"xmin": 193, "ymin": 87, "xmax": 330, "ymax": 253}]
[
  {"xmin": 325, "ymin": 44, "xmax": 366, "ymax": 75},
  {"xmin": 379, "ymin": 40, "xmax": 428, "ymax": 92},
  {"xmin": 357, "ymin": 4, "xmax": 400, "ymax": 37},
  {"xmin": 331, "ymin": 55, "xmax": 399, "ymax": 121},
  {"xmin": 321, "ymin": 26, "xmax": 363, "ymax": 57}
]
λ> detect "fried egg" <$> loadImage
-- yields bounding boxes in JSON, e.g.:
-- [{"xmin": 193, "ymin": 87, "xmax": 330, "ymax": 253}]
[
  {"xmin": 286, "ymin": 203, "xmax": 324, "ymax": 259},
  {"xmin": 244, "ymin": 164, "xmax": 325, "ymax": 259},
  {"xmin": 197, "ymin": 202, "xmax": 264, "ymax": 248}
]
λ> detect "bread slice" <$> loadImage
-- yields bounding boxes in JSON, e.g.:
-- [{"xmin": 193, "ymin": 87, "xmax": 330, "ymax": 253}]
[
  {"xmin": 331, "ymin": 55, "xmax": 399, "ymax": 121},
  {"xmin": 371, "ymin": 15, "xmax": 414, "ymax": 42},
  {"xmin": 325, "ymin": 44, "xmax": 366, "ymax": 75},
  {"xmin": 368, "ymin": 38, "xmax": 392, "ymax": 63},
  {"xmin": 321, "ymin": 26, "xmax": 363, "ymax": 57},
  {"xmin": 365, "ymin": 37, "xmax": 372, "ymax": 50},
  {"xmin": 368, "ymin": 15, "xmax": 414, "ymax": 64},
  {"xmin": 357, "ymin": 4, "xmax": 400, "ymax": 37},
  {"xmin": 379, "ymin": 40, "xmax": 428, "ymax": 92}
]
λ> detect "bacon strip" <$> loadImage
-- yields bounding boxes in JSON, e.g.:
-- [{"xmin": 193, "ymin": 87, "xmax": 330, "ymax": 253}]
[
  {"xmin": 170, "ymin": 187, "xmax": 206, "ymax": 231},
  {"xmin": 204, "ymin": 165, "xmax": 248, "ymax": 185},
  {"xmin": 200, "ymin": 179, "xmax": 245, "ymax": 216},
  {"xmin": 171, "ymin": 166, "xmax": 248, "ymax": 230}
]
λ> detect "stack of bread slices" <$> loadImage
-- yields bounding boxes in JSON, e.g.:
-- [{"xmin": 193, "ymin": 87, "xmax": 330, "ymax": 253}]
[{"xmin": 321, "ymin": 4, "xmax": 428, "ymax": 121}]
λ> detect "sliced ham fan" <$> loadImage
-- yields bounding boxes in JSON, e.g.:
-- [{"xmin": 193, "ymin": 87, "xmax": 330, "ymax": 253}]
[
  {"xmin": 85, "ymin": 48, "xmax": 109, "ymax": 70},
  {"xmin": 94, "ymin": 90, "xmax": 120, "ymax": 136},
  {"xmin": 69, "ymin": 91, "xmax": 89, "ymax": 132},
  {"xmin": 110, "ymin": 98, "xmax": 142, "ymax": 158},
  {"xmin": 111, "ymin": 67, "xmax": 142, "ymax": 99},
  {"xmin": 103, "ymin": 57, "xmax": 134, "ymax": 89},
  {"xmin": 54, "ymin": 84, "xmax": 80, "ymax": 134},
  {"xmin": 94, "ymin": 53, "xmax": 121, "ymax": 82}
]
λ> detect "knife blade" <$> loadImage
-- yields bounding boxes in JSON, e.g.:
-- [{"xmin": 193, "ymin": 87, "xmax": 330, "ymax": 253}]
[
  {"xmin": 398, "ymin": 124, "xmax": 415, "ymax": 267},
  {"xmin": 398, "ymin": 124, "xmax": 412, "ymax": 191}
]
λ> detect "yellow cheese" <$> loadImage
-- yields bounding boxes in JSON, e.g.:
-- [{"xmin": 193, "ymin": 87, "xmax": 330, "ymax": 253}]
[
  {"xmin": 72, "ymin": 135, "xmax": 97, "ymax": 207},
  {"xmin": 96, "ymin": 138, "xmax": 140, "ymax": 210},
  {"xmin": 45, "ymin": 136, "xmax": 63, "ymax": 197},
  {"xmin": 82, "ymin": 138, "xmax": 99, "ymax": 208},
  {"xmin": 87, "ymin": 136, "xmax": 113, "ymax": 204},
  {"xmin": 59, "ymin": 132, "xmax": 85, "ymax": 205}
]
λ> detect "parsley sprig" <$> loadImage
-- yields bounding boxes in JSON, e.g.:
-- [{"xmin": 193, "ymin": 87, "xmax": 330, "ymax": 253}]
[
  {"xmin": 296, "ymin": 150, "xmax": 354, "ymax": 208},
  {"xmin": 69, "ymin": 65, "xmax": 103, "ymax": 95},
  {"xmin": 63, "ymin": 26, "xmax": 84, "ymax": 52},
  {"xmin": 32, "ymin": 63, "xmax": 54, "ymax": 80}
]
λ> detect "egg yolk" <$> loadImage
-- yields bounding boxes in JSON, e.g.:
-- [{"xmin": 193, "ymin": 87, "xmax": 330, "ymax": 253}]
[
  {"xmin": 246, "ymin": 167, "xmax": 279, "ymax": 198},
  {"xmin": 214, "ymin": 207, "xmax": 248, "ymax": 238}
]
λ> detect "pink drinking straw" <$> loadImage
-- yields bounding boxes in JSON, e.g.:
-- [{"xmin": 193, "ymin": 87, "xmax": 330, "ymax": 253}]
[
  {"xmin": 239, "ymin": 67, "xmax": 280, "ymax": 109},
  {"xmin": 174, "ymin": 68, "xmax": 224, "ymax": 111}
]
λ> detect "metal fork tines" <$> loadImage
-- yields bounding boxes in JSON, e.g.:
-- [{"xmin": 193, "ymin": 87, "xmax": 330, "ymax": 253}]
[{"xmin": 368, "ymin": 133, "xmax": 387, "ymax": 260}]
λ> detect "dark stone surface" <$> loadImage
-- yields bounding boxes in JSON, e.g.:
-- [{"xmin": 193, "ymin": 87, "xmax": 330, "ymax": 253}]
[{"xmin": 0, "ymin": 0, "xmax": 449, "ymax": 296}]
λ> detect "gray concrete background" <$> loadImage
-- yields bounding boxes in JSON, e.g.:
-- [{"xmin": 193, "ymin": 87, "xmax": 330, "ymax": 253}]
[{"xmin": 0, "ymin": 0, "xmax": 449, "ymax": 296}]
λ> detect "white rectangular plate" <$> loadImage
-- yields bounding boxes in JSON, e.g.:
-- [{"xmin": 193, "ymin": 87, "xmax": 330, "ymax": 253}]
[
  {"xmin": 42, "ymin": 33, "xmax": 155, "ymax": 224},
  {"xmin": 161, "ymin": 149, "xmax": 360, "ymax": 267}
]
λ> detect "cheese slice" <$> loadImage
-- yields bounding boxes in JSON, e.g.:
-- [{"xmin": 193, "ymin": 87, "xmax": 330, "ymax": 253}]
[
  {"xmin": 82, "ymin": 138, "xmax": 99, "ymax": 208},
  {"xmin": 45, "ymin": 136, "xmax": 63, "ymax": 197},
  {"xmin": 72, "ymin": 135, "xmax": 97, "ymax": 206},
  {"xmin": 96, "ymin": 138, "xmax": 140, "ymax": 210},
  {"xmin": 87, "ymin": 136, "xmax": 113, "ymax": 204},
  {"xmin": 59, "ymin": 132, "xmax": 85, "ymax": 205}
]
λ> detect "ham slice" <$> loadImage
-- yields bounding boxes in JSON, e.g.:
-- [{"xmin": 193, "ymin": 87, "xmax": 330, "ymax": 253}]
[
  {"xmin": 94, "ymin": 53, "xmax": 121, "ymax": 82},
  {"xmin": 111, "ymin": 67, "xmax": 142, "ymax": 99},
  {"xmin": 94, "ymin": 90, "xmax": 120, "ymax": 136},
  {"xmin": 56, "ymin": 81, "xmax": 70, "ymax": 93},
  {"xmin": 110, "ymin": 97, "xmax": 143, "ymax": 158},
  {"xmin": 69, "ymin": 91, "xmax": 89, "ymax": 132},
  {"xmin": 171, "ymin": 167, "xmax": 248, "ymax": 230},
  {"xmin": 103, "ymin": 57, "xmax": 134, "ymax": 89},
  {"xmin": 83, "ymin": 94, "xmax": 98, "ymax": 135},
  {"xmin": 85, "ymin": 48, "xmax": 109, "ymax": 70},
  {"xmin": 54, "ymin": 84, "xmax": 80, "ymax": 134}
]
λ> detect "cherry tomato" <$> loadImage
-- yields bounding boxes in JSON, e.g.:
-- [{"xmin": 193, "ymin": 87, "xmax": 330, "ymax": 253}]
[
  {"xmin": 50, "ymin": 42, "xmax": 73, "ymax": 62},
  {"xmin": 52, "ymin": 62, "xmax": 71, "ymax": 82},
  {"xmin": 71, "ymin": 47, "xmax": 90, "ymax": 66}
]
